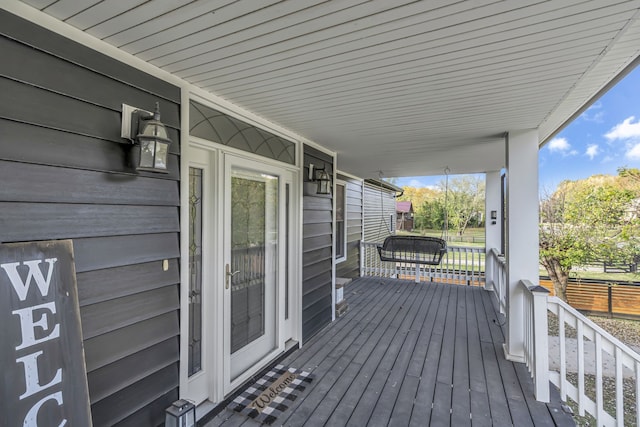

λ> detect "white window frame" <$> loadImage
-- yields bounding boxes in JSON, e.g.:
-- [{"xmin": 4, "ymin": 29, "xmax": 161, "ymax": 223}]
[{"xmin": 335, "ymin": 180, "xmax": 347, "ymax": 263}]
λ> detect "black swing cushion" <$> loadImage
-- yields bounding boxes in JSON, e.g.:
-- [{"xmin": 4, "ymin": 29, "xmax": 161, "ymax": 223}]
[{"xmin": 377, "ymin": 236, "xmax": 447, "ymax": 265}]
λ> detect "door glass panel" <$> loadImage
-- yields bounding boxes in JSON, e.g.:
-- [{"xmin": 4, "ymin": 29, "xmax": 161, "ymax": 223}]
[
  {"xmin": 188, "ymin": 167, "xmax": 203, "ymax": 376},
  {"xmin": 230, "ymin": 171, "xmax": 278, "ymax": 354}
]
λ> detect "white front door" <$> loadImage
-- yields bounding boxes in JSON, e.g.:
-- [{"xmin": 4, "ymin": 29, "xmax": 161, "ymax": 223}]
[{"xmin": 223, "ymin": 154, "xmax": 292, "ymax": 392}]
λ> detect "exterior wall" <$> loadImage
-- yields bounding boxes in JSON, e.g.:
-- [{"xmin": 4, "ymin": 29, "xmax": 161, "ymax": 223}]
[
  {"xmin": 302, "ymin": 145, "xmax": 334, "ymax": 341},
  {"xmin": 0, "ymin": 11, "xmax": 180, "ymax": 427},
  {"xmin": 336, "ymin": 173, "xmax": 363, "ymax": 279},
  {"xmin": 363, "ymin": 182, "xmax": 397, "ymax": 243}
]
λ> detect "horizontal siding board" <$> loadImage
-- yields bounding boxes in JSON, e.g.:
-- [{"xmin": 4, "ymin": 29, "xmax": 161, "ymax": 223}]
[
  {"xmin": 77, "ymin": 259, "xmax": 180, "ymax": 306},
  {"xmin": 303, "ymin": 210, "xmax": 332, "ymax": 224},
  {"xmin": 73, "ymin": 234, "xmax": 179, "ymax": 272},
  {"xmin": 302, "ymin": 272, "xmax": 332, "ymax": 296},
  {"xmin": 303, "ymin": 222, "xmax": 332, "ymax": 238},
  {"xmin": 0, "ymin": 77, "xmax": 180, "ymax": 149},
  {"xmin": 303, "ymin": 196, "xmax": 333, "ymax": 210},
  {"xmin": 0, "ymin": 203, "xmax": 179, "ymax": 243},
  {"xmin": 302, "ymin": 284, "xmax": 332, "ymax": 310},
  {"xmin": 83, "ymin": 312, "xmax": 179, "ymax": 372},
  {"xmin": 302, "ymin": 304, "xmax": 332, "ymax": 342},
  {"xmin": 1, "ymin": 76, "xmax": 122, "ymax": 142},
  {"xmin": 88, "ymin": 337, "xmax": 179, "ymax": 404},
  {"xmin": 0, "ymin": 10, "xmax": 180, "ymax": 103},
  {"xmin": 303, "ymin": 258, "xmax": 332, "ymax": 282},
  {"xmin": 115, "ymin": 389, "xmax": 178, "ymax": 427},
  {"xmin": 303, "ymin": 247, "xmax": 332, "ymax": 267},
  {"xmin": 303, "ymin": 235, "xmax": 332, "ymax": 252},
  {"xmin": 0, "ymin": 36, "xmax": 180, "ymax": 128},
  {"xmin": 80, "ymin": 285, "xmax": 179, "ymax": 339},
  {"xmin": 0, "ymin": 160, "xmax": 179, "ymax": 205},
  {"xmin": 0, "ymin": 119, "xmax": 180, "ymax": 179},
  {"xmin": 90, "ymin": 363, "xmax": 179, "ymax": 427}
]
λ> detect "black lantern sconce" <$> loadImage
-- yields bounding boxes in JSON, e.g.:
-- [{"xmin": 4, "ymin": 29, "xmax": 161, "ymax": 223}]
[
  {"xmin": 121, "ymin": 102, "xmax": 172, "ymax": 173},
  {"xmin": 165, "ymin": 399, "xmax": 195, "ymax": 427},
  {"xmin": 308, "ymin": 163, "xmax": 332, "ymax": 195}
]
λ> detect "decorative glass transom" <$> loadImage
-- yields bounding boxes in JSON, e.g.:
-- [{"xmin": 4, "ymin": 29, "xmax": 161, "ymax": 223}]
[{"xmin": 190, "ymin": 100, "xmax": 296, "ymax": 165}]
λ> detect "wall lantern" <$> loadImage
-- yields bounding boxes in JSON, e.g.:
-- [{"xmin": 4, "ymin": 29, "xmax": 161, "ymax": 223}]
[
  {"xmin": 308, "ymin": 163, "xmax": 332, "ymax": 195},
  {"xmin": 165, "ymin": 399, "xmax": 195, "ymax": 427},
  {"xmin": 121, "ymin": 102, "xmax": 172, "ymax": 173}
]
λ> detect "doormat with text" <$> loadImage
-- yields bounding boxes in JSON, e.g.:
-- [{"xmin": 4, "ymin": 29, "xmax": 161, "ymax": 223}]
[{"xmin": 227, "ymin": 364, "xmax": 314, "ymax": 425}]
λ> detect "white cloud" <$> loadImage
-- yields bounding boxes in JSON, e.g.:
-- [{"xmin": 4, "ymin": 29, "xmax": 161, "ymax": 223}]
[
  {"xmin": 585, "ymin": 144, "xmax": 599, "ymax": 160},
  {"xmin": 626, "ymin": 143, "xmax": 640, "ymax": 161},
  {"xmin": 580, "ymin": 101, "xmax": 604, "ymax": 123},
  {"xmin": 547, "ymin": 137, "xmax": 577, "ymax": 157},
  {"xmin": 547, "ymin": 137, "xmax": 571, "ymax": 153},
  {"xmin": 408, "ymin": 179, "xmax": 424, "ymax": 187},
  {"xmin": 605, "ymin": 116, "xmax": 640, "ymax": 141}
]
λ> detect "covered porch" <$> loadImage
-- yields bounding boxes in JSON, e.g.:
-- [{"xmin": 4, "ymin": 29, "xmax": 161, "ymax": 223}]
[{"xmin": 208, "ymin": 277, "xmax": 573, "ymax": 426}]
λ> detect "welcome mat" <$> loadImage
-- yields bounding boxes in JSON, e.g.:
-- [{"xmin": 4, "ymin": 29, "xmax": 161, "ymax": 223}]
[{"xmin": 227, "ymin": 364, "xmax": 314, "ymax": 425}]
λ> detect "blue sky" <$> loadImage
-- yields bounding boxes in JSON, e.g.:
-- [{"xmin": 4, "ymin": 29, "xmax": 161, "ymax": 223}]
[{"xmin": 394, "ymin": 65, "xmax": 640, "ymax": 191}]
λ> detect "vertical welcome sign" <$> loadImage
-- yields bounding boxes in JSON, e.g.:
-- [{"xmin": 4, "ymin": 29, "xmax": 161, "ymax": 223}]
[{"xmin": 1, "ymin": 240, "xmax": 92, "ymax": 426}]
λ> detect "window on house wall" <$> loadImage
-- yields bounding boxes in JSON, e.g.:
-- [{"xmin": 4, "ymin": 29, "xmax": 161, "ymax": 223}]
[{"xmin": 336, "ymin": 181, "xmax": 346, "ymax": 262}]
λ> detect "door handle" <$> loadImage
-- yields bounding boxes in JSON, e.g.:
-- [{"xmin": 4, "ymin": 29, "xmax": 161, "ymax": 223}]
[{"xmin": 225, "ymin": 264, "xmax": 240, "ymax": 289}]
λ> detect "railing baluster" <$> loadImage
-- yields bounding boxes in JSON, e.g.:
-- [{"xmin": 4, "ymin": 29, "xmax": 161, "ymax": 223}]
[
  {"xmin": 559, "ymin": 307, "xmax": 567, "ymax": 401},
  {"xmin": 577, "ymin": 321, "xmax": 585, "ymax": 416},
  {"xmin": 596, "ymin": 334, "xmax": 604, "ymax": 425},
  {"xmin": 615, "ymin": 346, "xmax": 623, "ymax": 426}
]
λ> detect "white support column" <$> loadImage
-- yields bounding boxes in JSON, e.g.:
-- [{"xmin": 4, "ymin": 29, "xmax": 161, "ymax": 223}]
[
  {"xmin": 505, "ymin": 129, "xmax": 539, "ymax": 362},
  {"xmin": 485, "ymin": 170, "xmax": 502, "ymax": 291}
]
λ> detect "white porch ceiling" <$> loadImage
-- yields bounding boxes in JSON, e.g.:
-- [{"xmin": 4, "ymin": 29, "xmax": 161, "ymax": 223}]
[{"xmin": 18, "ymin": 0, "xmax": 640, "ymax": 178}]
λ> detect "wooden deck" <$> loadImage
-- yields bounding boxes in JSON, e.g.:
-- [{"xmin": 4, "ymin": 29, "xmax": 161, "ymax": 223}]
[{"xmin": 208, "ymin": 277, "xmax": 575, "ymax": 426}]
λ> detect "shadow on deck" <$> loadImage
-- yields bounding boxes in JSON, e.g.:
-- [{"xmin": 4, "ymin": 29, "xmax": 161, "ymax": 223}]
[{"xmin": 209, "ymin": 277, "xmax": 575, "ymax": 426}]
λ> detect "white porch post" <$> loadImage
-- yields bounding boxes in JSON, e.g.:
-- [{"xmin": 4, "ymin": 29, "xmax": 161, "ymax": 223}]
[
  {"xmin": 504, "ymin": 129, "xmax": 539, "ymax": 362},
  {"xmin": 485, "ymin": 170, "xmax": 502, "ymax": 291}
]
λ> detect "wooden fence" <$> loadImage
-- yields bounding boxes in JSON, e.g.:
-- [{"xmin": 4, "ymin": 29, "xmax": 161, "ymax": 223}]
[{"xmin": 541, "ymin": 278, "xmax": 640, "ymax": 318}]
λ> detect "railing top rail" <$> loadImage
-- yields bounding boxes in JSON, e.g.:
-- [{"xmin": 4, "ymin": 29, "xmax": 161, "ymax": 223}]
[
  {"xmin": 519, "ymin": 279, "xmax": 550, "ymax": 295},
  {"xmin": 548, "ymin": 295, "xmax": 640, "ymax": 363}
]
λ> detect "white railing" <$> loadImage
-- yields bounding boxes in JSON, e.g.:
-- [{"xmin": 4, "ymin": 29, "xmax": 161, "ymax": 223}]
[
  {"xmin": 360, "ymin": 241, "xmax": 485, "ymax": 286},
  {"xmin": 487, "ymin": 248, "xmax": 507, "ymax": 314},
  {"xmin": 520, "ymin": 279, "xmax": 550, "ymax": 402},
  {"xmin": 547, "ymin": 296, "xmax": 640, "ymax": 426}
]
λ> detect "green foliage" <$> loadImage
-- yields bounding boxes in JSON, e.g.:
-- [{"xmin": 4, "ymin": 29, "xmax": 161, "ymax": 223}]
[
  {"xmin": 540, "ymin": 173, "xmax": 640, "ymax": 300},
  {"xmin": 399, "ymin": 175, "xmax": 485, "ymax": 235}
]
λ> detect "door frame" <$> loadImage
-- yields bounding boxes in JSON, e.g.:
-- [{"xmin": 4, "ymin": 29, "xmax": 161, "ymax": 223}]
[{"xmin": 179, "ymin": 136, "xmax": 302, "ymax": 405}]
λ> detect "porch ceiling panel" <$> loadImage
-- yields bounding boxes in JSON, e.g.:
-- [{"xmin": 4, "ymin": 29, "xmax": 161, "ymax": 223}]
[{"xmin": 17, "ymin": 0, "xmax": 640, "ymax": 178}]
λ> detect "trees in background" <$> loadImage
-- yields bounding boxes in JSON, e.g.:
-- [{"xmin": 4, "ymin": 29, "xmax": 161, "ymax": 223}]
[
  {"xmin": 539, "ymin": 172, "xmax": 640, "ymax": 301},
  {"xmin": 397, "ymin": 175, "xmax": 485, "ymax": 235}
]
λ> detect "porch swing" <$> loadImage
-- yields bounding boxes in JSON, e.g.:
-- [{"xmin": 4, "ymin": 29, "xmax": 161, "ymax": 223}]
[{"xmin": 376, "ymin": 168, "xmax": 450, "ymax": 266}]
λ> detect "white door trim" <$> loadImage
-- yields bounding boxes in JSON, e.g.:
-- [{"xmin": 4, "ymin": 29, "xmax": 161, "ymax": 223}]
[{"xmin": 180, "ymin": 141, "xmax": 302, "ymax": 405}]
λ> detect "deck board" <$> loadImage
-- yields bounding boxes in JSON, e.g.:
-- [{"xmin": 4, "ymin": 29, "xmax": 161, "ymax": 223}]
[{"xmin": 208, "ymin": 277, "xmax": 574, "ymax": 426}]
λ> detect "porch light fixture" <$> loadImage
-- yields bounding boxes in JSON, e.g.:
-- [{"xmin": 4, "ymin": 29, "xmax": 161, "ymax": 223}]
[
  {"xmin": 165, "ymin": 399, "xmax": 195, "ymax": 427},
  {"xmin": 121, "ymin": 102, "xmax": 172, "ymax": 173},
  {"xmin": 309, "ymin": 164, "xmax": 331, "ymax": 195}
]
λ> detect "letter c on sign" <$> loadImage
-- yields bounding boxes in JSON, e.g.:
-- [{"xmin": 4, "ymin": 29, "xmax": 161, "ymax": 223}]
[{"xmin": 23, "ymin": 391, "xmax": 67, "ymax": 427}]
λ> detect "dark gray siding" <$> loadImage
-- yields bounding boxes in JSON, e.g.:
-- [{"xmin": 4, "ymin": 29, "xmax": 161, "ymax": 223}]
[
  {"xmin": 0, "ymin": 11, "xmax": 180, "ymax": 427},
  {"xmin": 336, "ymin": 174, "xmax": 363, "ymax": 279},
  {"xmin": 302, "ymin": 145, "xmax": 333, "ymax": 342}
]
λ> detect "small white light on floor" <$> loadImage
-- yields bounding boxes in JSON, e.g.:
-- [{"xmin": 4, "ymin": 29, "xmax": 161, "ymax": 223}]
[{"xmin": 165, "ymin": 399, "xmax": 195, "ymax": 427}]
